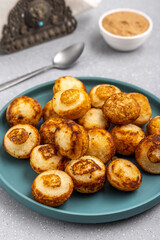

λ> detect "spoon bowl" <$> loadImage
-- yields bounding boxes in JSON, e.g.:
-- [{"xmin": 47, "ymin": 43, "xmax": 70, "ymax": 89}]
[
  {"xmin": 53, "ymin": 42, "xmax": 84, "ymax": 68},
  {"xmin": 0, "ymin": 42, "xmax": 85, "ymax": 92}
]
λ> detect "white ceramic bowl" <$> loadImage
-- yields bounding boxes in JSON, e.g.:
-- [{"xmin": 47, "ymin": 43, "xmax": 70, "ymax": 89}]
[{"xmin": 99, "ymin": 8, "xmax": 153, "ymax": 51}]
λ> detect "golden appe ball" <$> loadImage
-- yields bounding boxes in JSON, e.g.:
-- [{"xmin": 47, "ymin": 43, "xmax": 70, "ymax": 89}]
[
  {"xmin": 55, "ymin": 119, "xmax": 89, "ymax": 160},
  {"xmin": 86, "ymin": 128, "xmax": 116, "ymax": 164},
  {"xmin": 3, "ymin": 124, "xmax": 40, "ymax": 159},
  {"xmin": 65, "ymin": 156, "xmax": 106, "ymax": 193},
  {"xmin": 52, "ymin": 88, "xmax": 91, "ymax": 120},
  {"xmin": 32, "ymin": 170, "xmax": 73, "ymax": 207},
  {"xmin": 89, "ymin": 84, "xmax": 121, "ymax": 108},
  {"xmin": 6, "ymin": 96, "xmax": 42, "ymax": 126},
  {"xmin": 42, "ymin": 100, "xmax": 58, "ymax": 122},
  {"xmin": 77, "ymin": 108, "xmax": 110, "ymax": 130},
  {"xmin": 135, "ymin": 135, "xmax": 160, "ymax": 174},
  {"xmin": 128, "ymin": 93, "xmax": 152, "ymax": 126},
  {"xmin": 39, "ymin": 117, "xmax": 64, "ymax": 145},
  {"xmin": 30, "ymin": 144, "xmax": 67, "ymax": 174},
  {"xmin": 53, "ymin": 76, "xmax": 86, "ymax": 94},
  {"xmin": 106, "ymin": 158, "xmax": 142, "ymax": 191},
  {"xmin": 102, "ymin": 93, "xmax": 140, "ymax": 125},
  {"xmin": 146, "ymin": 116, "xmax": 160, "ymax": 135},
  {"xmin": 110, "ymin": 124, "xmax": 145, "ymax": 156}
]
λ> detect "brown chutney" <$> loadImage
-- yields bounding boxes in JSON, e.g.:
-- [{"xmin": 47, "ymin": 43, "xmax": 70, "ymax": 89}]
[{"xmin": 102, "ymin": 11, "xmax": 150, "ymax": 37}]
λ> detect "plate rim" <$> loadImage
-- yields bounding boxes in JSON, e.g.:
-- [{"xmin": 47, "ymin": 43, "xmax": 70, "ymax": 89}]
[{"xmin": 0, "ymin": 76, "xmax": 160, "ymax": 223}]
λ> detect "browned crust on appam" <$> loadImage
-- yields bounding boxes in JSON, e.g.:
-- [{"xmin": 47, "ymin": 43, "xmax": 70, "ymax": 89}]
[
  {"xmin": 31, "ymin": 163, "xmax": 67, "ymax": 175},
  {"xmin": 53, "ymin": 76, "xmax": 87, "ymax": 94},
  {"xmin": 6, "ymin": 96, "xmax": 42, "ymax": 126},
  {"xmin": 55, "ymin": 119, "xmax": 89, "ymax": 159},
  {"xmin": 106, "ymin": 158, "xmax": 142, "ymax": 191},
  {"xmin": 110, "ymin": 124, "xmax": 145, "ymax": 156},
  {"xmin": 88, "ymin": 84, "xmax": 121, "ymax": 108},
  {"xmin": 65, "ymin": 156, "xmax": 106, "ymax": 193},
  {"xmin": 39, "ymin": 117, "xmax": 64, "ymax": 145},
  {"xmin": 52, "ymin": 89, "xmax": 91, "ymax": 120},
  {"xmin": 128, "ymin": 92, "xmax": 152, "ymax": 126},
  {"xmin": 68, "ymin": 174, "xmax": 106, "ymax": 193},
  {"xmin": 146, "ymin": 116, "xmax": 160, "ymax": 135},
  {"xmin": 3, "ymin": 124, "xmax": 41, "ymax": 159},
  {"xmin": 102, "ymin": 93, "xmax": 140, "ymax": 125},
  {"xmin": 78, "ymin": 124, "xmax": 89, "ymax": 156},
  {"xmin": 135, "ymin": 135, "xmax": 160, "ymax": 174},
  {"xmin": 31, "ymin": 174, "xmax": 73, "ymax": 207},
  {"xmin": 30, "ymin": 144, "xmax": 68, "ymax": 174}
]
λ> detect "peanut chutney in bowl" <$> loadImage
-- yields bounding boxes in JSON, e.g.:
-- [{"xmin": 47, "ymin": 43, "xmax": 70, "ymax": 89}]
[
  {"xmin": 102, "ymin": 11, "xmax": 150, "ymax": 37},
  {"xmin": 99, "ymin": 9, "xmax": 153, "ymax": 51}
]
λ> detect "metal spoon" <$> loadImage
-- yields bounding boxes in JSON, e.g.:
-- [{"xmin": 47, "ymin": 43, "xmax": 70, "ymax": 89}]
[{"xmin": 0, "ymin": 42, "xmax": 85, "ymax": 92}]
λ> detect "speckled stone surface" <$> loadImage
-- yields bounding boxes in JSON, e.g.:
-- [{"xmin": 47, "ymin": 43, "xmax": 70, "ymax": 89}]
[{"xmin": 0, "ymin": 0, "xmax": 160, "ymax": 239}]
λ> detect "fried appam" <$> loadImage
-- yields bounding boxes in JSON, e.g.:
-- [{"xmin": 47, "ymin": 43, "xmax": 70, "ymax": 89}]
[
  {"xmin": 77, "ymin": 108, "xmax": 110, "ymax": 130},
  {"xmin": 6, "ymin": 96, "xmax": 42, "ymax": 126},
  {"xmin": 39, "ymin": 117, "xmax": 64, "ymax": 145},
  {"xmin": 146, "ymin": 116, "xmax": 160, "ymax": 135},
  {"xmin": 52, "ymin": 89, "xmax": 91, "ymax": 120},
  {"xmin": 55, "ymin": 119, "xmax": 89, "ymax": 159},
  {"xmin": 102, "ymin": 93, "xmax": 140, "ymax": 125},
  {"xmin": 129, "ymin": 92, "xmax": 152, "ymax": 126},
  {"xmin": 106, "ymin": 158, "xmax": 142, "ymax": 191},
  {"xmin": 89, "ymin": 84, "xmax": 121, "ymax": 108},
  {"xmin": 135, "ymin": 135, "xmax": 160, "ymax": 174},
  {"xmin": 30, "ymin": 144, "xmax": 67, "ymax": 173},
  {"xmin": 65, "ymin": 155, "xmax": 106, "ymax": 193},
  {"xmin": 32, "ymin": 170, "xmax": 73, "ymax": 207},
  {"xmin": 3, "ymin": 124, "xmax": 40, "ymax": 158},
  {"xmin": 86, "ymin": 128, "xmax": 116, "ymax": 164},
  {"xmin": 53, "ymin": 76, "xmax": 86, "ymax": 94},
  {"xmin": 110, "ymin": 124, "xmax": 145, "ymax": 156}
]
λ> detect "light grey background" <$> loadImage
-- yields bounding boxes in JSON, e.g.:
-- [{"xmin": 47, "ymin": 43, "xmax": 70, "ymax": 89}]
[{"xmin": 0, "ymin": 0, "xmax": 160, "ymax": 239}]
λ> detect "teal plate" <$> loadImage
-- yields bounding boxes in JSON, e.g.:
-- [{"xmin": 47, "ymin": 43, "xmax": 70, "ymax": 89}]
[{"xmin": 0, "ymin": 77, "xmax": 160, "ymax": 223}]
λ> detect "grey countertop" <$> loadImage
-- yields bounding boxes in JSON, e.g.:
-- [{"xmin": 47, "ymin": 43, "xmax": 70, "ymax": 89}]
[{"xmin": 0, "ymin": 0, "xmax": 160, "ymax": 239}]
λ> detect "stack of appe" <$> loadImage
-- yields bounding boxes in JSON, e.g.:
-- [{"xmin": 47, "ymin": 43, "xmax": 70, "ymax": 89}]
[{"xmin": 3, "ymin": 76, "xmax": 160, "ymax": 207}]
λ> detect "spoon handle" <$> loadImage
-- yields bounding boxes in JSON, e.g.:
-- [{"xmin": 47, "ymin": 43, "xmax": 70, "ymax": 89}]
[{"xmin": 0, "ymin": 64, "xmax": 54, "ymax": 92}]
